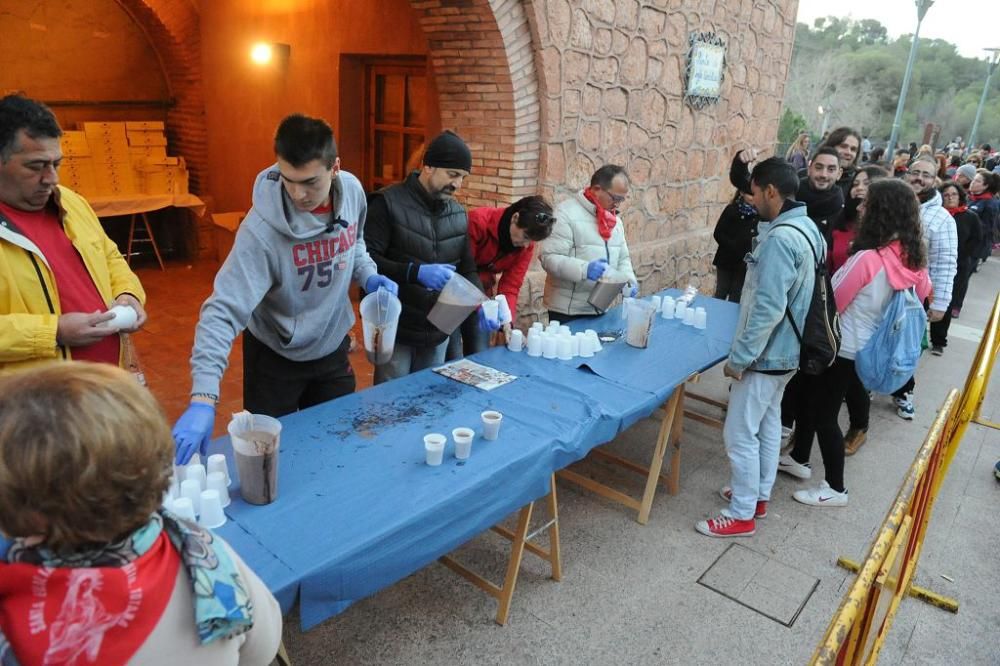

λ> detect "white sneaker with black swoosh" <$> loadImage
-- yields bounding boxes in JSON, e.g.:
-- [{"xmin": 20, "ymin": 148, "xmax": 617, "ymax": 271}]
[{"xmin": 793, "ymin": 480, "xmax": 848, "ymax": 507}]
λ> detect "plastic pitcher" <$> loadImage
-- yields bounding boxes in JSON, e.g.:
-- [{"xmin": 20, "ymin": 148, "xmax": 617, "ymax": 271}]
[
  {"xmin": 625, "ymin": 299, "xmax": 656, "ymax": 348},
  {"xmin": 360, "ymin": 287, "xmax": 401, "ymax": 365},
  {"xmin": 427, "ymin": 272, "xmax": 488, "ymax": 334},
  {"xmin": 228, "ymin": 412, "xmax": 282, "ymax": 505}
]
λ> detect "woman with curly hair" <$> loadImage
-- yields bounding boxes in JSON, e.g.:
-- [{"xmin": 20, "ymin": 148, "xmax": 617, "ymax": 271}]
[{"xmin": 780, "ymin": 179, "xmax": 931, "ymax": 505}]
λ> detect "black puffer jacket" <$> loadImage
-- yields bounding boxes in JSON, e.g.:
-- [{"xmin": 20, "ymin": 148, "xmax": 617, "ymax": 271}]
[{"xmin": 365, "ymin": 172, "xmax": 481, "ymax": 347}]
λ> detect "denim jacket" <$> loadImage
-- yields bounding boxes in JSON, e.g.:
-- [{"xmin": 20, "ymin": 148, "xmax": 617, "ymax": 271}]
[{"xmin": 729, "ymin": 202, "xmax": 824, "ymax": 373}]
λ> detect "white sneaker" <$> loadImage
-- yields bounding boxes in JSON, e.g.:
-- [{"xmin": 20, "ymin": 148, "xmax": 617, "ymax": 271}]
[
  {"xmin": 894, "ymin": 393, "xmax": 915, "ymax": 420},
  {"xmin": 793, "ymin": 480, "xmax": 848, "ymax": 507},
  {"xmin": 778, "ymin": 454, "xmax": 812, "ymax": 480}
]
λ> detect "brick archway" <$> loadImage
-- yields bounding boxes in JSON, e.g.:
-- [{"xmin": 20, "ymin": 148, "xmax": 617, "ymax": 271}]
[
  {"xmin": 408, "ymin": 0, "xmax": 542, "ymax": 208},
  {"xmin": 114, "ymin": 0, "xmax": 208, "ymax": 197}
]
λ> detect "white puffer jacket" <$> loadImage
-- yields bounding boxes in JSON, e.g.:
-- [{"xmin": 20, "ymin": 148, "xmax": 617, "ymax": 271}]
[{"xmin": 540, "ymin": 191, "xmax": 637, "ymax": 315}]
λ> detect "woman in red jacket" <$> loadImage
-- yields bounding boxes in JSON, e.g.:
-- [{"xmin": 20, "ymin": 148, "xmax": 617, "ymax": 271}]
[{"xmin": 447, "ymin": 195, "xmax": 555, "ymax": 357}]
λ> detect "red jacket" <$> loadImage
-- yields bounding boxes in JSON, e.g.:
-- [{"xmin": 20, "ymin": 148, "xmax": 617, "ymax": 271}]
[{"xmin": 467, "ymin": 207, "xmax": 534, "ymax": 321}]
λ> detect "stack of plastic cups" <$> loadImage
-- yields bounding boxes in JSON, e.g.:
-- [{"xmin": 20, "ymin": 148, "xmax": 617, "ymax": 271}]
[
  {"xmin": 542, "ymin": 334, "xmax": 558, "ymax": 359},
  {"xmin": 531, "ymin": 322, "xmax": 544, "ymax": 334},
  {"xmin": 207, "ymin": 471, "xmax": 230, "ymax": 507},
  {"xmin": 180, "ymin": 479, "xmax": 202, "ymax": 515},
  {"xmin": 694, "ymin": 307, "xmax": 708, "ymax": 330},
  {"xmin": 207, "ymin": 454, "xmax": 231, "ymax": 486},
  {"xmin": 508, "ymin": 329, "xmax": 524, "ymax": 352},
  {"xmin": 557, "ymin": 336, "xmax": 573, "ymax": 360},
  {"xmin": 674, "ymin": 300, "xmax": 687, "ymax": 319},
  {"xmin": 527, "ymin": 329, "xmax": 543, "ymax": 357},
  {"xmin": 547, "ymin": 320, "xmax": 560, "ymax": 334},
  {"xmin": 662, "ymin": 296, "xmax": 675, "ymax": 319}
]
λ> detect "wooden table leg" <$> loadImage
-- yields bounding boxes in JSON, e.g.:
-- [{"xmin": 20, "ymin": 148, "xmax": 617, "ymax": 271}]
[
  {"xmin": 666, "ymin": 386, "xmax": 685, "ymax": 495},
  {"xmin": 494, "ymin": 502, "xmax": 533, "ymax": 625},
  {"xmin": 141, "ymin": 212, "xmax": 166, "ymax": 270},
  {"xmin": 126, "ymin": 213, "xmax": 137, "ymax": 266},
  {"xmin": 637, "ymin": 385, "xmax": 683, "ymax": 524}
]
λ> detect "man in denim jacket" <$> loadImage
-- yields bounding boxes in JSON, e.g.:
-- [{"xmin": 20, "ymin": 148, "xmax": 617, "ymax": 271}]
[{"xmin": 697, "ymin": 157, "xmax": 824, "ymax": 538}]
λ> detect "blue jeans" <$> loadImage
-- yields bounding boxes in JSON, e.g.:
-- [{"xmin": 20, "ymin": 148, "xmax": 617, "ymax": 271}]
[
  {"xmin": 724, "ymin": 370, "xmax": 793, "ymax": 520},
  {"xmin": 373, "ymin": 340, "xmax": 449, "ymax": 385}
]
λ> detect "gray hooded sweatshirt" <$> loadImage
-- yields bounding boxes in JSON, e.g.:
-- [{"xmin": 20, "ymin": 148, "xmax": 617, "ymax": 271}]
[{"xmin": 190, "ymin": 166, "xmax": 378, "ymax": 398}]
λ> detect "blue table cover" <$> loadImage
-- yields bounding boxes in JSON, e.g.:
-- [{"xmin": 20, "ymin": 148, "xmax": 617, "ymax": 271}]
[{"xmin": 213, "ymin": 289, "xmax": 739, "ymax": 629}]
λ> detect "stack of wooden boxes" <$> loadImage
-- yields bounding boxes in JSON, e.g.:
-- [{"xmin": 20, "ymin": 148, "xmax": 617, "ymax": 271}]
[{"xmin": 57, "ymin": 121, "xmax": 190, "ymax": 199}]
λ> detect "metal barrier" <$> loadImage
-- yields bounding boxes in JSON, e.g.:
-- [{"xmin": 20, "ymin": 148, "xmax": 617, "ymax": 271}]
[{"xmin": 811, "ymin": 292, "xmax": 1000, "ymax": 665}]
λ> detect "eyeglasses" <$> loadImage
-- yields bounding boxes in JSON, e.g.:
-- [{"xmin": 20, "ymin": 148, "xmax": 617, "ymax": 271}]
[
  {"xmin": 608, "ymin": 192, "xmax": 627, "ymax": 205},
  {"xmin": 908, "ymin": 170, "xmax": 937, "ymax": 180}
]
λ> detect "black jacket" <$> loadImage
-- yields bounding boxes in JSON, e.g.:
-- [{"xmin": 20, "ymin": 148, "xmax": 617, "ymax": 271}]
[
  {"xmin": 954, "ymin": 209, "xmax": 983, "ymax": 267},
  {"xmin": 712, "ymin": 203, "xmax": 758, "ymax": 268},
  {"xmin": 365, "ymin": 172, "xmax": 482, "ymax": 347}
]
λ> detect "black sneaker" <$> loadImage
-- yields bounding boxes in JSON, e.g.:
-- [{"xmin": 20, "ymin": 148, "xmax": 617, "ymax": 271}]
[{"xmin": 930, "ymin": 345, "xmax": 944, "ymax": 356}]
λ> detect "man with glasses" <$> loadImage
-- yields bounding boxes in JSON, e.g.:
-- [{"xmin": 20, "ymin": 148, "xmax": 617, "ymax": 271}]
[
  {"xmin": 891, "ymin": 156, "xmax": 958, "ymax": 420},
  {"xmin": 173, "ymin": 114, "xmax": 397, "ymax": 464},
  {"xmin": 540, "ymin": 164, "xmax": 638, "ymax": 322},
  {"xmin": 0, "ymin": 94, "xmax": 147, "ymax": 375}
]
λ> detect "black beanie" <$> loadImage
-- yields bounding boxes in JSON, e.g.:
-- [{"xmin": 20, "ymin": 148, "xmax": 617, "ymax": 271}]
[{"xmin": 423, "ymin": 130, "xmax": 472, "ymax": 172}]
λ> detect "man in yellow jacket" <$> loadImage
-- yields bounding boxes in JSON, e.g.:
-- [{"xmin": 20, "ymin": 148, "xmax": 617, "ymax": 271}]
[{"xmin": 0, "ymin": 95, "xmax": 146, "ymax": 374}]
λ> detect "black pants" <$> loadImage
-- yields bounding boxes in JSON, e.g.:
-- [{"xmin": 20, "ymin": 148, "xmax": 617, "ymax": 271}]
[
  {"xmin": 789, "ymin": 357, "xmax": 856, "ymax": 492},
  {"xmin": 844, "ymin": 369, "xmax": 870, "ymax": 431},
  {"xmin": 930, "ymin": 259, "xmax": 972, "ymax": 347},
  {"xmin": 713, "ymin": 265, "xmax": 745, "ymax": 303},
  {"xmin": 780, "ymin": 371, "xmax": 805, "ymax": 429},
  {"xmin": 242, "ymin": 331, "xmax": 355, "ymax": 418}
]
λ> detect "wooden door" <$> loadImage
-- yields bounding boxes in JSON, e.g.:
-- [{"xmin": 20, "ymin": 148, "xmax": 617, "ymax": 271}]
[{"xmin": 365, "ymin": 62, "xmax": 428, "ymax": 191}]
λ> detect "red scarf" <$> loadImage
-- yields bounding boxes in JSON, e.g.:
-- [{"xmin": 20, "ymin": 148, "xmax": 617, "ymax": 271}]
[
  {"xmin": 583, "ymin": 187, "xmax": 618, "ymax": 241},
  {"xmin": 0, "ymin": 532, "xmax": 180, "ymax": 665},
  {"xmin": 945, "ymin": 205, "xmax": 967, "ymax": 217},
  {"xmin": 969, "ymin": 192, "xmax": 994, "ymax": 202}
]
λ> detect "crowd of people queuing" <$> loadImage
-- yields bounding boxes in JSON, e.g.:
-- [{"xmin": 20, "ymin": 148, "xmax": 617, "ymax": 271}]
[
  {"xmin": 0, "ymin": 88, "xmax": 998, "ymax": 660},
  {"xmin": 704, "ymin": 125, "xmax": 999, "ymax": 537}
]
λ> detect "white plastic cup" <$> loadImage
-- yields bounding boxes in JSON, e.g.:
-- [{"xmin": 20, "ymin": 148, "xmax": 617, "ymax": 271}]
[
  {"xmin": 557, "ymin": 337, "xmax": 573, "ymax": 360},
  {"xmin": 452, "ymin": 427, "xmax": 474, "ymax": 460},
  {"xmin": 185, "ymin": 463, "xmax": 207, "ymax": 492},
  {"xmin": 106, "ymin": 304, "xmax": 138, "ymax": 330},
  {"xmin": 481, "ymin": 299, "xmax": 500, "ymax": 324},
  {"xmin": 695, "ymin": 307, "xmax": 708, "ymax": 330},
  {"xmin": 542, "ymin": 334, "xmax": 558, "ymax": 359},
  {"xmin": 207, "ymin": 471, "xmax": 230, "ymax": 507},
  {"xmin": 579, "ymin": 333, "xmax": 594, "ymax": 358},
  {"xmin": 171, "ymin": 497, "xmax": 196, "ymax": 523},
  {"xmin": 180, "ymin": 479, "xmax": 202, "ymax": 516},
  {"xmin": 424, "ymin": 433, "xmax": 446, "ymax": 466},
  {"xmin": 588, "ymin": 330, "xmax": 602, "ymax": 352},
  {"xmin": 662, "ymin": 297, "xmax": 675, "ymax": 319},
  {"xmin": 650, "ymin": 295, "xmax": 661, "ymax": 312},
  {"xmin": 508, "ymin": 329, "xmax": 524, "ymax": 352},
  {"xmin": 481, "ymin": 411, "xmax": 503, "ymax": 440},
  {"xmin": 495, "ymin": 295, "xmax": 512, "ymax": 324},
  {"xmin": 572, "ymin": 332, "xmax": 584, "ymax": 357},
  {"xmin": 674, "ymin": 300, "xmax": 687, "ymax": 319},
  {"xmin": 527, "ymin": 332, "xmax": 543, "ymax": 357},
  {"xmin": 198, "ymin": 489, "xmax": 227, "ymax": 529},
  {"xmin": 207, "ymin": 454, "xmax": 231, "ymax": 487},
  {"xmin": 547, "ymin": 319, "xmax": 560, "ymax": 333},
  {"xmin": 531, "ymin": 322, "xmax": 544, "ymax": 333},
  {"xmin": 683, "ymin": 306, "xmax": 696, "ymax": 326}
]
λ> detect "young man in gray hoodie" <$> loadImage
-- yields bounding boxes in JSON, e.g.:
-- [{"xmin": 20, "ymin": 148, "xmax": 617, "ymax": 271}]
[{"xmin": 172, "ymin": 114, "xmax": 397, "ymax": 464}]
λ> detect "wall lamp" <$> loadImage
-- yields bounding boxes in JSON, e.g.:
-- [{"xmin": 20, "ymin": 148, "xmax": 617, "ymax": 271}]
[{"xmin": 250, "ymin": 42, "xmax": 290, "ymax": 67}]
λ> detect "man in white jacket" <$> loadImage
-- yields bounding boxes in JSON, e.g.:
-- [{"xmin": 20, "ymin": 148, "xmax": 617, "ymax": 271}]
[
  {"xmin": 892, "ymin": 156, "xmax": 958, "ymax": 420},
  {"xmin": 540, "ymin": 165, "xmax": 638, "ymax": 322}
]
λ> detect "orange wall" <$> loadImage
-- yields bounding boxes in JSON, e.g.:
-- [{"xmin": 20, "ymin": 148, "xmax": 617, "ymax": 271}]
[
  {"xmin": 0, "ymin": 0, "xmax": 168, "ymax": 128},
  {"xmin": 200, "ymin": 0, "xmax": 436, "ymax": 212}
]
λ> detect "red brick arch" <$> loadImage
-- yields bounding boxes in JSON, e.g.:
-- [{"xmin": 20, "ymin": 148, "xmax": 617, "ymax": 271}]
[
  {"xmin": 407, "ymin": 0, "xmax": 542, "ymax": 207},
  {"xmin": 114, "ymin": 0, "xmax": 209, "ymax": 196}
]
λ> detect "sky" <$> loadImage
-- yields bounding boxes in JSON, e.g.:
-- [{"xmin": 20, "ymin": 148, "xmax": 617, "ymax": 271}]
[{"xmin": 795, "ymin": 0, "xmax": 1000, "ymax": 59}]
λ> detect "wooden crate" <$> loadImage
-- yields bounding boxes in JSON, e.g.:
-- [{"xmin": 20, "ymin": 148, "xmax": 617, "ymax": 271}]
[
  {"xmin": 60, "ymin": 131, "xmax": 91, "ymax": 157},
  {"xmin": 127, "ymin": 130, "xmax": 168, "ymax": 147},
  {"xmin": 125, "ymin": 121, "xmax": 165, "ymax": 131},
  {"xmin": 60, "ymin": 157, "xmax": 98, "ymax": 197}
]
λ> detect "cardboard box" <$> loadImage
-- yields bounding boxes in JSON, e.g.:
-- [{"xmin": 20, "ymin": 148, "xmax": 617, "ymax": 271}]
[
  {"xmin": 59, "ymin": 157, "xmax": 98, "ymax": 197},
  {"xmin": 129, "ymin": 145, "xmax": 168, "ymax": 161},
  {"xmin": 125, "ymin": 121, "xmax": 165, "ymax": 131},
  {"xmin": 60, "ymin": 131, "xmax": 91, "ymax": 157},
  {"xmin": 93, "ymin": 164, "xmax": 137, "ymax": 195},
  {"xmin": 127, "ymin": 131, "xmax": 168, "ymax": 147}
]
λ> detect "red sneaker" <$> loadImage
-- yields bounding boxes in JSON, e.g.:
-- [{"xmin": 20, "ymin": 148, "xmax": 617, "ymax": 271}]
[
  {"xmin": 719, "ymin": 487, "xmax": 767, "ymax": 518},
  {"xmin": 695, "ymin": 513, "xmax": 756, "ymax": 537}
]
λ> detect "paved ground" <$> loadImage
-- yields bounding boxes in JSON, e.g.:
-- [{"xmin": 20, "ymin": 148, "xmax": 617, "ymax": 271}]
[{"xmin": 280, "ymin": 260, "xmax": 1000, "ymax": 665}]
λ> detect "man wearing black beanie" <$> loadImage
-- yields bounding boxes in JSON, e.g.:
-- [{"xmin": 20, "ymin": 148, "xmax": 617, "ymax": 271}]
[{"xmin": 365, "ymin": 130, "xmax": 490, "ymax": 383}]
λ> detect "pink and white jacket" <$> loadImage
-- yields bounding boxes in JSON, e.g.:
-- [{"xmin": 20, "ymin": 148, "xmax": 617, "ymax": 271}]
[{"xmin": 831, "ymin": 241, "xmax": 932, "ymax": 360}]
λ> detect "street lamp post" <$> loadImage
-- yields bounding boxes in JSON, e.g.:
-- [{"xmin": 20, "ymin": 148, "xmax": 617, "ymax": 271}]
[
  {"xmin": 885, "ymin": 0, "xmax": 934, "ymax": 164},
  {"xmin": 968, "ymin": 48, "xmax": 1000, "ymax": 153},
  {"xmin": 818, "ymin": 105, "xmax": 830, "ymax": 138}
]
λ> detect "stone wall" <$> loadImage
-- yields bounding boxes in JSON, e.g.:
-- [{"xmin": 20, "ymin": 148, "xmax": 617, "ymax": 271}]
[{"xmin": 517, "ymin": 0, "xmax": 799, "ymax": 323}]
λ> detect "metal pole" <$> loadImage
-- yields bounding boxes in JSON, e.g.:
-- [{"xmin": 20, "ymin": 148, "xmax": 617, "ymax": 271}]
[
  {"xmin": 885, "ymin": 0, "xmax": 934, "ymax": 165},
  {"xmin": 968, "ymin": 49, "xmax": 1000, "ymax": 152}
]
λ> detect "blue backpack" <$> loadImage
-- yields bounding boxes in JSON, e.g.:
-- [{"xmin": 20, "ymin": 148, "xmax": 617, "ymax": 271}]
[{"xmin": 855, "ymin": 287, "xmax": 925, "ymax": 394}]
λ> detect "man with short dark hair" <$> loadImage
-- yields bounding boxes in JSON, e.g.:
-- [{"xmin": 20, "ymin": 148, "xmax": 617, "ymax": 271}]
[
  {"xmin": 889, "ymin": 155, "xmax": 958, "ymax": 420},
  {"xmin": 364, "ymin": 130, "xmax": 486, "ymax": 383},
  {"xmin": 540, "ymin": 165, "xmax": 638, "ymax": 322},
  {"xmin": 696, "ymin": 157, "xmax": 823, "ymax": 538},
  {"xmin": 173, "ymin": 113, "xmax": 396, "ymax": 463},
  {"xmin": 0, "ymin": 94, "xmax": 146, "ymax": 375}
]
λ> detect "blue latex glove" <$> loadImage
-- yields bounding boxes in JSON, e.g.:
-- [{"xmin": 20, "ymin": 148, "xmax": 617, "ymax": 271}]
[
  {"xmin": 365, "ymin": 274, "xmax": 398, "ymax": 297},
  {"xmin": 478, "ymin": 307, "xmax": 501, "ymax": 332},
  {"xmin": 628, "ymin": 283, "xmax": 639, "ymax": 298},
  {"xmin": 586, "ymin": 259, "xmax": 609, "ymax": 281},
  {"xmin": 172, "ymin": 402, "xmax": 216, "ymax": 465},
  {"xmin": 417, "ymin": 263, "xmax": 456, "ymax": 291}
]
